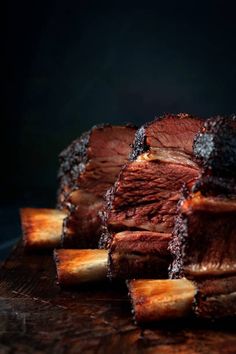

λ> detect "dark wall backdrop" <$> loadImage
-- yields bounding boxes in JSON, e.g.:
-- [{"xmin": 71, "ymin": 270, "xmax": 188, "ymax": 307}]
[{"xmin": 2, "ymin": 1, "xmax": 236, "ymax": 256}]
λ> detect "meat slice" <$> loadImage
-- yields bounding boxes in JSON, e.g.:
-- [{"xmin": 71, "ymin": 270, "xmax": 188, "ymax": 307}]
[
  {"xmin": 131, "ymin": 113, "xmax": 203, "ymax": 160},
  {"xmin": 169, "ymin": 172, "xmax": 236, "ymax": 319},
  {"xmin": 104, "ymin": 160, "xmax": 199, "ymax": 236},
  {"xmin": 169, "ymin": 189, "xmax": 236, "ymax": 280},
  {"xmin": 100, "ymin": 113, "xmax": 203, "ymax": 279},
  {"xmin": 61, "ymin": 125, "xmax": 137, "ymax": 248},
  {"xmin": 108, "ymin": 231, "xmax": 171, "ymax": 279},
  {"xmin": 169, "ymin": 185, "xmax": 236, "ymax": 319},
  {"xmin": 169, "ymin": 116, "xmax": 236, "ymax": 318}
]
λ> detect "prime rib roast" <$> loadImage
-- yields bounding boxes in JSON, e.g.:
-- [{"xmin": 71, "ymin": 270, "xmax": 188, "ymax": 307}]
[
  {"xmin": 99, "ymin": 113, "xmax": 204, "ymax": 279},
  {"xmin": 58, "ymin": 124, "xmax": 137, "ymax": 248}
]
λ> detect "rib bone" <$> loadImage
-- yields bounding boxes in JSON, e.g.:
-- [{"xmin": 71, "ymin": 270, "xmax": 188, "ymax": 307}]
[
  {"xmin": 20, "ymin": 208, "xmax": 67, "ymax": 249},
  {"xmin": 54, "ymin": 249, "xmax": 108, "ymax": 286},
  {"xmin": 127, "ymin": 278, "xmax": 197, "ymax": 323}
]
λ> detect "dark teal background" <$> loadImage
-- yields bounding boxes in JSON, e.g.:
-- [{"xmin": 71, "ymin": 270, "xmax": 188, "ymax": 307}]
[{"xmin": 3, "ymin": 1, "xmax": 236, "ymax": 257}]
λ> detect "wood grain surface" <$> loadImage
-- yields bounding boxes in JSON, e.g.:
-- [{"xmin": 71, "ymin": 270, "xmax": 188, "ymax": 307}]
[{"xmin": 0, "ymin": 243, "xmax": 235, "ymax": 354}]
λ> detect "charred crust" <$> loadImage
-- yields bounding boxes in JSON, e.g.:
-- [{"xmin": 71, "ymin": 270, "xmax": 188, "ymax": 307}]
[
  {"xmin": 98, "ymin": 186, "xmax": 117, "ymax": 249},
  {"xmin": 192, "ymin": 175, "xmax": 236, "ymax": 197},
  {"xmin": 126, "ymin": 280, "xmax": 138, "ymax": 324},
  {"xmin": 168, "ymin": 214, "xmax": 188, "ymax": 279},
  {"xmin": 129, "ymin": 126, "xmax": 149, "ymax": 161},
  {"xmin": 107, "ymin": 243, "xmax": 114, "ymax": 280},
  {"xmin": 61, "ymin": 216, "xmax": 69, "ymax": 248},
  {"xmin": 168, "ymin": 185, "xmax": 192, "ymax": 279},
  {"xmin": 98, "ymin": 224, "xmax": 113, "ymax": 250},
  {"xmin": 98, "ymin": 230, "xmax": 111, "ymax": 249},
  {"xmin": 57, "ymin": 129, "xmax": 91, "ymax": 208},
  {"xmin": 193, "ymin": 116, "xmax": 236, "ymax": 177},
  {"xmin": 104, "ymin": 186, "xmax": 116, "ymax": 212}
]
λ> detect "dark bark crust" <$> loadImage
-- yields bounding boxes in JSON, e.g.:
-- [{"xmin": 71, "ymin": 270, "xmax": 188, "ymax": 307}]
[
  {"xmin": 129, "ymin": 126, "xmax": 149, "ymax": 161},
  {"xmin": 57, "ymin": 130, "xmax": 91, "ymax": 208},
  {"xmin": 193, "ymin": 116, "xmax": 236, "ymax": 177},
  {"xmin": 192, "ymin": 175, "xmax": 236, "ymax": 197},
  {"xmin": 168, "ymin": 213, "xmax": 188, "ymax": 279}
]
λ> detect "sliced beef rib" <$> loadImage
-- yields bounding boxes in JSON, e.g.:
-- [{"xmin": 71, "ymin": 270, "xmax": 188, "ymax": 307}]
[
  {"xmin": 169, "ymin": 116, "xmax": 236, "ymax": 319},
  {"xmin": 100, "ymin": 113, "xmax": 204, "ymax": 279},
  {"xmin": 60, "ymin": 124, "xmax": 137, "ymax": 248}
]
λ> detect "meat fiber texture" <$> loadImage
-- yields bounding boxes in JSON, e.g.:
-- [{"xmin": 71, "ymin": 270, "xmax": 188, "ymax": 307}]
[
  {"xmin": 100, "ymin": 113, "xmax": 204, "ymax": 279},
  {"xmin": 169, "ymin": 116, "xmax": 236, "ymax": 318},
  {"xmin": 59, "ymin": 124, "xmax": 136, "ymax": 248}
]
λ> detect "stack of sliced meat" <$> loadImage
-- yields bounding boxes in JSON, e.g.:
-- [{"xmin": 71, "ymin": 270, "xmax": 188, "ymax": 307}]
[{"xmin": 100, "ymin": 114, "xmax": 203, "ymax": 279}]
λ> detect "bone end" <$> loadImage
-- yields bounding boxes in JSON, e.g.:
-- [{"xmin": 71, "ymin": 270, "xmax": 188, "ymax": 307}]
[
  {"xmin": 20, "ymin": 208, "xmax": 67, "ymax": 249},
  {"xmin": 54, "ymin": 249, "xmax": 108, "ymax": 286},
  {"xmin": 127, "ymin": 278, "xmax": 197, "ymax": 323}
]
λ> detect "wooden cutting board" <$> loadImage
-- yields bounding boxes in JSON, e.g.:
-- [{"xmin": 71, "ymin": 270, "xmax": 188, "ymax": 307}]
[{"xmin": 0, "ymin": 243, "xmax": 235, "ymax": 354}]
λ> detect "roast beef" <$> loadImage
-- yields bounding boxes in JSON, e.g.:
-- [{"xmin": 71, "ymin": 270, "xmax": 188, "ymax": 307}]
[
  {"xmin": 100, "ymin": 113, "xmax": 204, "ymax": 279},
  {"xmin": 60, "ymin": 124, "xmax": 136, "ymax": 248}
]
